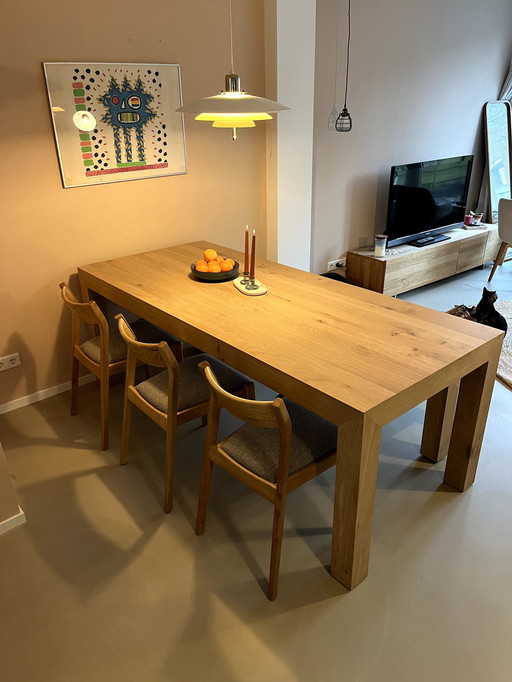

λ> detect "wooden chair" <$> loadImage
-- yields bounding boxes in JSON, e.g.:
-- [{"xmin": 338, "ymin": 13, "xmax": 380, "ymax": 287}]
[
  {"xmin": 488, "ymin": 197, "xmax": 512, "ymax": 282},
  {"xmin": 59, "ymin": 283, "xmax": 182, "ymax": 450},
  {"xmin": 195, "ymin": 360, "xmax": 338, "ymax": 600},
  {"xmin": 115, "ymin": 314, "xmax": 255, "ymax": 513}
]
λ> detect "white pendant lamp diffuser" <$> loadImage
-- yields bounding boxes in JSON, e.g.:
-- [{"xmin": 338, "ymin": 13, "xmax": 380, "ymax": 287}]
[{"xmin": 177, "ymin": 0, "xmax": 289, "ymax": 140}]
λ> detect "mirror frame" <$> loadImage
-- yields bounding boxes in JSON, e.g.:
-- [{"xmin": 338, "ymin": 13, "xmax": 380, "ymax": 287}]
[{"xmin": 484, "ymin": 100, "xmax": 512, "ymax": 223}]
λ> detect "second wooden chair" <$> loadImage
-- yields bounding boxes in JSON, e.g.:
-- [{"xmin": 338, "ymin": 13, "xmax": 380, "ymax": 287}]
[{"xmin": 115, "ymin": 314, "xmax": 255, "ymax": 512}]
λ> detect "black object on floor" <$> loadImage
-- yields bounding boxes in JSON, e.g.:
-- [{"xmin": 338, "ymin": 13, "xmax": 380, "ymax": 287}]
[{"xmin": 320, "ymin": 272, "xmax": 354, "ymax": 285}]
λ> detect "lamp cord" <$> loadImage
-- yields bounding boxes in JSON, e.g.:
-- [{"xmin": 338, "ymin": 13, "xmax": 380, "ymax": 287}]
[
  {"xmin": 229, "ymin": 0, "xmax": 234, "ymax": 73},
  {"xmin": 343, "ymin": 0, "xmax": 351, "ymax": 108}
]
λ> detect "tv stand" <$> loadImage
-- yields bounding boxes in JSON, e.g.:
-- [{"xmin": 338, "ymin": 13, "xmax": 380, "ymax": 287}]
[
  {"xmin": 345, "ymin": 225, "xmax": 500, "ymax": 296},
  {"xmin": 409, "ymin": 234, "xmax": 451, "ymax": 247}
]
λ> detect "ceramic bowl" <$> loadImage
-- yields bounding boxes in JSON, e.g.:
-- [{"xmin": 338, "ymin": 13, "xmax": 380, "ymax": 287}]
[{"xmin": 190, "ymin": 260, "xmax": 240, "ymax": 282}]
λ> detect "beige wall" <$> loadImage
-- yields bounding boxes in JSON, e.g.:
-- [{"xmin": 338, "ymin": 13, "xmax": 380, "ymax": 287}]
[
  {"xmin": 1, "ymin": 0, "xmax": 268, "ymax": 407},
  {"xmin": 0, "ymin": 443, "xmax": 21, "ymax": 525},
  {"xmin": 4, "ymin": 0, "xmax": 512, "ymax": 409}
]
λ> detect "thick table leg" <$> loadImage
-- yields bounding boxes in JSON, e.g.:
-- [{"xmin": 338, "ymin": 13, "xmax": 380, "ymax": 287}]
[
  {"xmin": 421, "ymin": 383, "xmax": 459, "ymax": 462},
  {"xmin": 444, "ymin": 352, "xmax": 500, "ymax": 491},
  {"xmin": 330, "ymin": 413, "xmax": 381, "ymax": 590}
]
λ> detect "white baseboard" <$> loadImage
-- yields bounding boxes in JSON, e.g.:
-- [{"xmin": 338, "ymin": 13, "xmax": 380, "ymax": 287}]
[
  {"xmin": 0, "ymin": 375, "xmax": 96, "ymax": 416},
  {"xmin": 0, "ymin": 507, "xmax": 26, "ymax": 536}
]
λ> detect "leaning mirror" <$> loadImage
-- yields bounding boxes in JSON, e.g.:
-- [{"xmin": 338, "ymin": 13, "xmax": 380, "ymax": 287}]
[{"xmin": 484, "ymin": 100, "xmax": 512, "ymax": 223}]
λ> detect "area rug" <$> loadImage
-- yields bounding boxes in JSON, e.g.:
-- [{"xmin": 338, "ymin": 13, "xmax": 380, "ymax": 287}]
[{"xmin": 495, "ymin": 300, "xmax": 512, "ymax": 389}]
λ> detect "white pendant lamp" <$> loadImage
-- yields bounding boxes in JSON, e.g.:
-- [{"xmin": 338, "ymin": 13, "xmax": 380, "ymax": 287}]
[{"xmin": 177, "ymin": 0, "xmax": 289, "ymax": 140}]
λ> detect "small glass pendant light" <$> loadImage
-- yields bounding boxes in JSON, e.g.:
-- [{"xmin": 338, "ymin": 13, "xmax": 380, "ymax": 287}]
[
  {"xmin": 335, "ymin": 106, "xmax": 352, "ymax": 132},
  {"xmin": 334, "ymin": 0, "xmax": 353, "ymax": 133},
  {"xmin": 328, "ymin": 0, "xmax": 340, "ymax": 131}
]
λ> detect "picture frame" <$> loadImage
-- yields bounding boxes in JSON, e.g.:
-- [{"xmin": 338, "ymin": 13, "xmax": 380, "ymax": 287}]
[{"xmin": 43, "ymin": 62, "xmax": 187, "ymax": 188}]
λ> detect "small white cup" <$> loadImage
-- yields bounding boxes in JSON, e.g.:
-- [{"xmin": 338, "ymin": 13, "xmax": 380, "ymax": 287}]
[{"xmin": 374, "ymin": 234, "xmax": 387, "ymax": 258}]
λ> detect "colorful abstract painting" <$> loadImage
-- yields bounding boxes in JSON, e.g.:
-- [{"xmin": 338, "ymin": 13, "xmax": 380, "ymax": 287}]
[{"xmin": 44, "ymin": 63, "xmax": 187, "ymax": 188}]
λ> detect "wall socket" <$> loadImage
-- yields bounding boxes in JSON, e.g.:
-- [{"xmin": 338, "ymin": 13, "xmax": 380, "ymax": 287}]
[
  {"xmin": 327, "ymin": 258, "xmax": 346, "ymax": 271},
  {"xmin": 0, "ymin": 353, "xmax": 21, "ymax": 372}
]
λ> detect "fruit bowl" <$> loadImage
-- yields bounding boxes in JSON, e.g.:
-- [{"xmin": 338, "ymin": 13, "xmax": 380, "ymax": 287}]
[{"xmin": 190, "ymin": 260, "xmax": 240, "ymax": 282}]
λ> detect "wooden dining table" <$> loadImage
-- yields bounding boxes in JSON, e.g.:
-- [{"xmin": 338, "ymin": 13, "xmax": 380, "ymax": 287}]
[{"xmin": 78, "ymin": 240, "xmax": 504, "ymax": 590}]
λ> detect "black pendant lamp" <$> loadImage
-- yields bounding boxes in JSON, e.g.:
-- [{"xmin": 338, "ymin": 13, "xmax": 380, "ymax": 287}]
[{"xmin": 334, "ymin": 0, "xmax": 353, "ymax": 133}]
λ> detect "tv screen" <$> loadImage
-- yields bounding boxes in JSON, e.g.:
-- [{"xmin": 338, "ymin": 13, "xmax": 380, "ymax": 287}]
[{"xmin": 384, "ymin": 155, "xmax": 474, "ymax": 247}]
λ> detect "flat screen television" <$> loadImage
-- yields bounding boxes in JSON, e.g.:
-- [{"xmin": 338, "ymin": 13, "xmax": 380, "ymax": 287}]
[{"xmin": 384, "ymin": 154, "xmax": 474, "ymax": 247}]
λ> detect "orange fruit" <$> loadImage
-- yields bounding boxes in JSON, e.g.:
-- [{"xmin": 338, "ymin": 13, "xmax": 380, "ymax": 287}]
[
  {"xmin": 203, "ymin": 248, "xmax": 218, "ymax": 262},
  {"xmin": 215, "ymin": 255, "xmax": 225, "ymax": 264},
  {"xmin": 224, "ymin": 258, "xmax": 235, "ymax": 268},
  {"xmin": 194, "ymin": 260, "xmax": 208, "ymax": 272},
  {"xmin": 220, "ymin": 260, "xmax": 234, "ymax": 272},
  {"xmin": 207, "ymin": 261, "xmax": 222, "ymax": 273}
]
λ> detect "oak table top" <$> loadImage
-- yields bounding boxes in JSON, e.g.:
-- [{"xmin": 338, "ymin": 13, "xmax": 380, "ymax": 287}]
[{"xmin": 78, "ymin": 241, "xmax": 504, "ymax": 590}]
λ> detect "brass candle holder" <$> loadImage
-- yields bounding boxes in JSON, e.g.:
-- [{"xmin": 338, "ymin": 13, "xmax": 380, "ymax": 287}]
[
  {"xmin": 233, "ymin": 275, "xmax": 267, "ymax": 296},
  {"xmin": 245, "ymin": 277, "xmax": 259, "ymax": 290},
  {"xmin": 234, "ymin": 225, "xmax": 267, "ymax": 295}
]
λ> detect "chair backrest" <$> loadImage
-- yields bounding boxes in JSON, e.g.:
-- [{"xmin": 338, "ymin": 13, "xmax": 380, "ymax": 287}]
[
  {"xmin": 116, "ymin": 314, "xmax": 177, "ymax": 369},
  {"xmin": 199, "ymin": 360, "xmax": 291, "ymax": 435},
  {"xmin": 199, "ymin": 360, "xmax": 293, "ymax": 489},
  {"xmin": 116, "ymin": 314, "xmax": 179, "ymax": 395},
  {"xmin": 59, "ymin": 282, "xmax": 109, "ymax": 352},
  {"xmin": 498, "ymin": 198, "xmax": 512, "ymax": 242}
]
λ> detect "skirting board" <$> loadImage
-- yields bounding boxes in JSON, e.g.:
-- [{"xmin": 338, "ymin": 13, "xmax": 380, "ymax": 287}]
[
  {"xmin": 0, "ymin": 507, "xmax": 26, "ymax": 536},
  {"xmin": 0, "ymin": 375, "xmax": 96, "ymax": 416}
]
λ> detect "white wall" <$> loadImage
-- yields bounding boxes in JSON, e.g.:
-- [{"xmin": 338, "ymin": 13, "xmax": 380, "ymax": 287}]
[
  {"xmin": 267, "ymin": 0, "xmax": 316, "ymax": 270},
  {"xmin": 312, "ymin": 0, "xmax": 512, "ymax": 273}
]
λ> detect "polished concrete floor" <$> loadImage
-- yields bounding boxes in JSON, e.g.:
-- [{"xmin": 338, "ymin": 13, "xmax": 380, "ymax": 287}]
[{"xmin": 1, "ymin": 260, "xmax": 511, "ymax": 682}]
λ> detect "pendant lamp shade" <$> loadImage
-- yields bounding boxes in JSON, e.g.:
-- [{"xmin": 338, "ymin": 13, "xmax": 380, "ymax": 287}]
[
  {"xmin": 177, "ymin": 0, "xmax": 290, "ymax": 140},
  {"xmin": 177, "ymin": 74, "xmax": 289, "ymax": 139}
]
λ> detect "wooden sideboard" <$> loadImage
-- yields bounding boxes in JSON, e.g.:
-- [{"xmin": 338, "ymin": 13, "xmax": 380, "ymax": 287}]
[{"xmin": 345, "ymin": 224, "xmax": 501, "ymax": 296}]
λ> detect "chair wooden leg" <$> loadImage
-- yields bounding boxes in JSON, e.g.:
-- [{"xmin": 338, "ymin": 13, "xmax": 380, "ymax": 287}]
[
  {"xmin": 488, "ymin": 241, "xmax": 509, "ymax": 282},
  {"xmin": 267, "ymin": 492, "xmax": 287, "ymax": 601},
  {"xmin": 171, "ymin": 342, "xmax": 183, "ymax": 363},
  {"xmin": 119, "ymin": 399, "xmax": 132, "ymax": 465},
  {"xmin": 70, "ymin": 356, "xmax": 80, "ymax": 415},
  {"xmin": 163, "ymin": 417, "xmax": 177, "ymax": 513},
  {"xmin": 99, "ymin": 374, "xmax": 110, "ymax": 450},
  {"xmin": 195, "ymin": 454, "xmax": 214, "ymax": 535},
  {"xmin": 243, "ymin": 381, "xmax": 255, "ymax": 400}
]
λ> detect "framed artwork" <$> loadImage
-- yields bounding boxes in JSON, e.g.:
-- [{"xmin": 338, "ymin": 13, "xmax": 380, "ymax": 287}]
[{"xmin": 43, "ymin": 62, "xmax": 187, "ymax": 188}]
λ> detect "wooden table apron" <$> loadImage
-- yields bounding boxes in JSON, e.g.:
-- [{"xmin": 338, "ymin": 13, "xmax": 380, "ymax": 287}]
[{"xmin": 78, "ymin": 241, "xmax": 504, "ymax": 590}]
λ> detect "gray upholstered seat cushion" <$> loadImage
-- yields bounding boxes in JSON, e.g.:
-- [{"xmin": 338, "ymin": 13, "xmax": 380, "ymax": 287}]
[
  {"xmin": 221, "ymin": 399, "xmax": 337, "ymax": 483},
  {"xmin": 134, "ymin": 354, "xmax": 251, "ymax": 413},
  {"xmin": 80, "ymin": 319, "xmax": 180, "ymax": 364}
]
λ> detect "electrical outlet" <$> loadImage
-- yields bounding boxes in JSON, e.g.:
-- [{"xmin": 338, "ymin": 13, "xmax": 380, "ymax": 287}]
[
  {"xmin": 327, "ymin": 258, "xmax": 346, "ymax": 271},
  {"xmin": 0, "ymin": 353, "xmax": 21, "ymax": 372}
]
